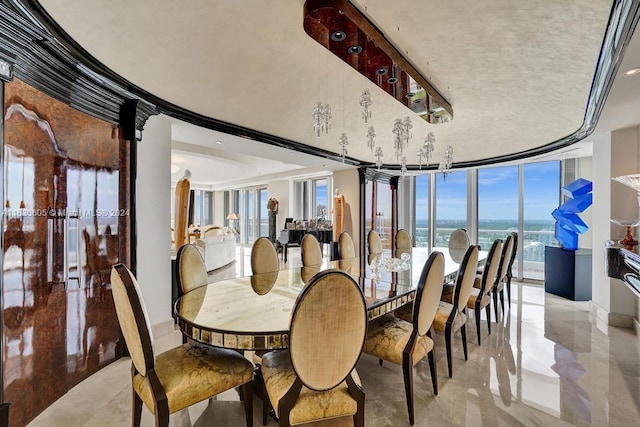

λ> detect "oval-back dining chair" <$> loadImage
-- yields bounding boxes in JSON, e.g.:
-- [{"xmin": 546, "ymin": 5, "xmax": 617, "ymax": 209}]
[
  {"xmin": 367, "ymin": 229, "xmax": 383, "ymax": 265},
  {"xmin": 338, "ymin": 231, "xmax": 356, "ymax": 259},
  {"xmin": 493, "ymin": 232, "xmax": 515, "ymax": 319},
  {"xmin": 431, "ymin": 245, "xmax": 479, "ymax": 377},
  {"xmin": 448, "ymin": 228, "xmax": 470, "ymax": 263},
  {"xmin": 176, "ymin": 244, "xmax": 208, "ymax": 297},
  {"xmin": 363, "ymin": 251, "xmax": 445, "ymax": 425},
  {"xmin": 301, "ymin": 233, "xmax": 323, "ymax": 266},
  {"xmin": 110, "ymin": 264, "xmax": 254, "ymax": 427},
  {"xmin": 395, "ymin": 229, "xmax": 412, "ymax": 255},
  {"xmin": 467, "ymin": 239, "xmax": 502, "ymax": 345},
  {"xmin": 260, "ymin": 270, "xmax": 367, "ymax": 427},
  {"xmin": 251, "ymin": 236, "xmax": 279, "ymax": 274}
]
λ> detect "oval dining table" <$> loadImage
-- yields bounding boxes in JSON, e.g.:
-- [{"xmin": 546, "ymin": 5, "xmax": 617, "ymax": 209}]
[{"xmin": 175, "ymin": 248, "xmax": 486, "ymax": 351}]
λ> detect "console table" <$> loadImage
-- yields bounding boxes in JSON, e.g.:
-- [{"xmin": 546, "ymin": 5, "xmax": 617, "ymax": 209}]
[{"xmin": 278, "ymin": 229, "xmax": 332, "ymax": 263}]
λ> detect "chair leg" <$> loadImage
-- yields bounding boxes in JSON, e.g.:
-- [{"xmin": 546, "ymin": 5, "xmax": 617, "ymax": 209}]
[
  {"xmin": 379, "ymin": 358, "xmax": 384, "ymax": 366},
  {"xmin": 154, "ymin": 409, "xmax": 169, "ymax": 427},
  {"xmin": 402, "ymin": 353, "xmax": 415, "ymax": 425},
  {"xmin": 499, "ymin": 289, "xmax": 505, "ymax": 315},
  {"xmin": 427, "ymin": 349, "xmax": 438, "ymax": 395},
  {"xmin": 461, "ymin": 323, "xmax": 468, "ymax": 361},
  {"xmin": 475, "ymin": 305, "xmax": 481, "ymax": 345},
  {"xmin": 506, "ymin": 276, "xmax": 512, "ymax": 307},
  {"xmin": 260, "ymin": 371, "xmax": 270, "ymax": 427},
  {"xmin": 486, "ymin": 304, "xmax": 492, "ymax": 336},
  {"xmin": 132, "ymin": 389, "xmax": 142, "ymax": 427},
  {"xmin": 445, "ymin": 325, "xmax": 453, "ymax": 378},
  {"xmin": 493, "ymin": 289, "xmax": 499, "ymax": 321},
  {"xmin": 240, "ymin": 382, "xmax": 253, "ymax": 427}
]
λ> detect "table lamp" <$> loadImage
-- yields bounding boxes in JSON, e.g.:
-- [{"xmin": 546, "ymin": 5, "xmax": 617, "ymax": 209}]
[{"xmin": 226, "ymin": 213, "xmax": 239, "ymax": 233}]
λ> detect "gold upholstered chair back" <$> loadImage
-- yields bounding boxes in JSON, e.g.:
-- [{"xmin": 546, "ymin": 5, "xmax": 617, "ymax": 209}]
[
  {"xmin": 453, "ymin": 245, "xmax": 480, "ymax": 313},
  {"xmin": 176, "ymin": 244, "xmax": 208, "ymax": 296},
  {"xmin": 367, "ymin": 229, "xmax": 383, "ymax": 255},
  {"xmin": 111, "ymin": 264, "xmax": 154, "ymax": 377},
  {"xmin": 289, "ymin": 270, "xmax": 367, "ymax": 391},
  {"xmin": 448, "ymin": 228, "xmax": 470, "ymax": 263},
  {"xmin": 301, "ymin": 233, "xmax": 323, "ymax": 266},
  {"xmin": 251, "ymin": 237, "xmax": 279, "ymax": 274},
  {"xmin": 414, "ymin": 251, "xmax": 445, "ymax": 336},
  {"xmin": 395, "ymin": 229, "xmax": 412, "ymax": 253},
  {"xmin": 338, "ymin": 231, "xmax": 356, "ymax": 260}
]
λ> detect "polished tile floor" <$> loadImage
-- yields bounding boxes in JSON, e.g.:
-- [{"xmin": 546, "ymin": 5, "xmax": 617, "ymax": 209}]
[{"xmin": 29, "ymin": 247, "xmax": 640, "ymax": 426}]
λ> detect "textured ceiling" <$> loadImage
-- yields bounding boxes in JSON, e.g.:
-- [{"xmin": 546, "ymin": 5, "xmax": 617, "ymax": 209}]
[{"xmin": 38, "ymin": 0, "xmax": 613, "ymax": 167}]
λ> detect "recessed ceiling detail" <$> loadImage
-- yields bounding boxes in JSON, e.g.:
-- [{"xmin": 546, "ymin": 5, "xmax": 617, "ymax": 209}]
[{"xmin": 303, "ymin": 0, "xmax": 453, "ymax": 123}]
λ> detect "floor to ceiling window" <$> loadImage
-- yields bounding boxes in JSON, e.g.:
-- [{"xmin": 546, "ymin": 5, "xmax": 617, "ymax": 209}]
[
  {"xmin": 292, "ymin": 175, "xmax": 332, "ymax": 221},
  {"xmin": 523, "ymin": 161, "xmax": 560, "ymax": 280},
  {"xmin": 435, "ymin": 171, "xmax": 467, "ymax": 247},
  {"xmin": 244, "ymin": 191, "xmax": 254, "ymax": 243},
  {"xmin": 406, "ymin": 160, "xmax": 563, "ymax": 280},
  {"xmin": 415, "ymin": 174, "xmax": 430, "ymax": 247},
  {"xmin": 259, "ymin": 188, "xmax": 268, "ymax": 237},
  {"xmin": 477, "ymin": 165, "xmax": 518, "ymax": 249}
]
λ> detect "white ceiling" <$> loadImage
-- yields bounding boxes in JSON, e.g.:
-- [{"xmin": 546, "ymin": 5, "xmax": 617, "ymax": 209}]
[{"xmin": 38, "ymin": 0, "xmax": 615, "ymax": 176}]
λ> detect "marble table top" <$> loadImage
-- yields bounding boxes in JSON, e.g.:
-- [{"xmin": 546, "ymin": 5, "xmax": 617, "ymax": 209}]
[{"xmin": 175, "ymin": 248, "xmax": 486, "ymax": 350}]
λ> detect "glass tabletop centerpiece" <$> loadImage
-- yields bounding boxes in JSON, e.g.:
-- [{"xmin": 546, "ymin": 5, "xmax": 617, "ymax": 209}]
[{"xmin": 370, "ymin": 252, "xmax": 411, "ymax": 281}]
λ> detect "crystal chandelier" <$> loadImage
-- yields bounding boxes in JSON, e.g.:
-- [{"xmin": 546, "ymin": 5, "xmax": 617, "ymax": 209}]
[
  {"xmin": 312, "ymin": 102, "xmax": 331, "ymax": 138},
  {"xmin": 338, "ymin": 133, "xmax": 349, "ymax": 162},
  {"xmin": 375, "ymin": 147, "xmax": 383, "ymax": 170},
  {"xmin": 402, "ymin": 116, "xmax": 413, "ymax": 146},
  {"xmin": 439, "ymin": 145, "xmax": 454, "ymax": 179},
  {"xmin": 366, "ymin": 126, "xmax": 376, "ymax": 152},
  {"xmin": 392, "ymin": 118, "xmax": 404, "ymax": 158},
  {"xmin": 392, "ymin": 116, "xmax": 413, "ymax": 158},
  {"xmin": 417, "ymin": 131, "xmax": 435, "ymax": 169},
  {"xmin": 360, "ymin": 89, "xmax": 373, "ymax": 124}
]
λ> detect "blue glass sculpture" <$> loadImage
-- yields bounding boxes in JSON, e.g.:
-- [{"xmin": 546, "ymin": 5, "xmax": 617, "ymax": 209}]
[{"xmin": 552, "ymin": 178, "xmax": 592, "ymax": 250}]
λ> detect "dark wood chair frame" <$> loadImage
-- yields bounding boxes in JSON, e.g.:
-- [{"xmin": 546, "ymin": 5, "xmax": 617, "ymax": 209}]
[
  {"xmin": 493, "ymin": 233, "xmax": 516, "ymax": 319},
  {"xmin": 261, "ymin": 269, "xmax": 366, "ymax": 427},
  {"xmin": 401, "ymin": 251, "xmax": 443, "ymax": 425},
  {"xmin": 472, "ymin": 239, "xmax": 502, "ymax": 345},
  {"xmin": 113, "ymin": 264, "xmax": 253, "ymax": 427},
  {"xmin": 443, "ymin": 245, "xmax": 478, "ymax": 378}
]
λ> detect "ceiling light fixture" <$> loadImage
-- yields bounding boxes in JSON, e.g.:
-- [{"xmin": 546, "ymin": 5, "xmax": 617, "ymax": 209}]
[
  {"xmin": 216, "ymin": 140, "xmax": 222, "ymax": 144},
  {"xmin": 303, "ymin": 0, "xmax": 453, "ymax": 123},
  {"xmin": 171, "ymin": 164, "xmax": 180, "ymax": 174},
  {"xmin": 623, "ymin": 67, "xmax": 640, "ymax": 76}
]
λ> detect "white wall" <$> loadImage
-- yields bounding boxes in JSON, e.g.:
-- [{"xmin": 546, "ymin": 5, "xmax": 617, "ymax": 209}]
[
  {"xmin": 136, "ymin": 116, "xmax": 173, "ymax": 329},
  {"xmin": 577, "ymin": 156, "xmax": 593, "ymax": 249},
  {"xmin": 591, "ymin": 127, "xmax": 640, "ymax": 327},
  {"xmin": 214, "ymin": 191, "xmax": 225, "ymax": 226},
  {"xmin": 332, "ymin": 168, "xmax": 361, "ymax": 256}
]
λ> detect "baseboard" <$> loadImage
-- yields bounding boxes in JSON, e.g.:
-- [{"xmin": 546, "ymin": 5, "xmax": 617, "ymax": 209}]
[
  {"xmin": 590, "ymin": 301, "xmax": 609, "ymax": 325},
  {"xmin": 152, "ymin": 319, "xmax": 177, "ymax": 339},
  {"xmin": 634, "ymin": 317, "xmax": 640, "ymax": 340},
  {"xmin": 608, "ymin": 312, "xmax": 634, "ymax": 328}
]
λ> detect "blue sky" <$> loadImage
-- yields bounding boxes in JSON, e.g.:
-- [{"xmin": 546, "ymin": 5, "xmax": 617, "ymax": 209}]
[{"xmin": 414, "ymin": 161, "xmax": 561, "ymax": 221}]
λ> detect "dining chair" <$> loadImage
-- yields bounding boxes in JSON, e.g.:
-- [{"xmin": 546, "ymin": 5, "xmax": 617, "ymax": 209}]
[
  {"xmin": 395, "ymin": 228, "xmax": 412, "ymax": 254},
  {"xmin": 363, "ymin": 251, "xmax": 445, "ymax": 425},
  {"xmin": 260, "ymin": 270, "xmax": 367, "ymax": 427},
  {"xmin": 432, "ymin": 245, "xmax": 479, "ymax": 377},
  {"xmin": 505, "ymin": 232, "xmax": 518, "ymax": 307},
  {"xmin": 300, "ymin": 233, "xmax": 322, "ymax": 266},
  {"xmin": 466, "ymin": 239, "xmax": 502, "ymax": 345},
  {"xmin": 367, "ymin": 229, "xmax": 382, "ymax": 265},
  {"xmin": 493, "ymin": 233, "xmax": 516, "ymax": 319},
  {"xmin": 448, "ymin": 228, "xmax": 470, "ymax": 263},
  {"xmin": 338, "ymin": 231, "xmax": 356, "ymax": 259},
  {"xmin": 175, "ymin": 244, "xmax": 208, "ymax": 298},
  {"xmin": 110, "ymin": 264, "xmax": 254, "ymax": 427},
  {"xmin": 251, "ymin": 236, "xmax": 279, "ymax": 274}
]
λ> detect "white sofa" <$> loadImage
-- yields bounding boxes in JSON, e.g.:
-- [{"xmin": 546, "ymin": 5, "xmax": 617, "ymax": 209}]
[{"xmin": 194, "ymin": 227, "xmax": 236, "ymax": 271}]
